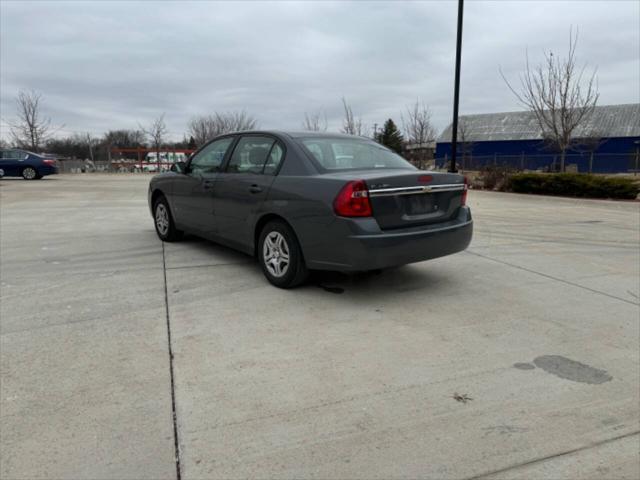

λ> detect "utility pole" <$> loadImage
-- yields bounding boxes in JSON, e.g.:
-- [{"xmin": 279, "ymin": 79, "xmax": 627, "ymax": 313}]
[{"xmin": 449, "ymin": 0, "xmax": 464, "ymax": 173}]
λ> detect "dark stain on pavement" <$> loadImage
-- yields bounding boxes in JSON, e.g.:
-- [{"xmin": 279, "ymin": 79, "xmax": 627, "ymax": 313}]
[
  {"xmin": 533, "ymin": 355, "xmax": 613, "ymax": 384},
  {"xmin": 513, "ymin": 362, "xmax": 536, "ymax": 370},
  {"xmin": 318, "ymin": 285, "xmax": 345, "ymax": 294}
]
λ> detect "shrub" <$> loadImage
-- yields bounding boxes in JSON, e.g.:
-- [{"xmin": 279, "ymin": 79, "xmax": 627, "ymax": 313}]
[
  {"xmin": 478, "ymin": 165, "xmax": 516, "ymax": 191},
  {"xmin": 507, "ymin": 173, "xmax": 640, "ymax": 200}
]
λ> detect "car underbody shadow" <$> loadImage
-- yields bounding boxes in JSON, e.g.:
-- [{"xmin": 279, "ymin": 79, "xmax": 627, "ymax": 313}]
[
  {"xmin": 171, "ymin": 235, "xmax": 452, "ymax": 296},
  {"xmin": 176, "ymin": 234, "xmax": 251, "ymax": 260},
  {"xmin": 310, "ymin": 264, "xmax": 450, "ymax": 296}
]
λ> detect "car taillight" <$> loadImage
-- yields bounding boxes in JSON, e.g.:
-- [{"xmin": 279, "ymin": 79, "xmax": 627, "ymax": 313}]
[
  {"xmin": 333, "ymin": 180, "xmax": 372, "ymax": 217},
  {"xmin": 461, "ymin": 176, "xmax": 468, "ymax": 206},
  {"xmin": 43, "ymin": 159, "xmax": 56, "ymax": 166}
]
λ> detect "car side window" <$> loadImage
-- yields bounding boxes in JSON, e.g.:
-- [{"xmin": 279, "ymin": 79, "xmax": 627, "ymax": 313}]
[
  {"xmin": 189, "ymin": 138, "xmax": 234, "ymax": 174},
  {"xmin": 263, "ymin": 143, "xmax": 284, "ymax": 175},
  {"xmin": 2, "ymin": 150, "xmax": 21, "ymax": 160},
  {"xmin": 227, "ymin": 136, "xmax": 275, "ymax": 174}
]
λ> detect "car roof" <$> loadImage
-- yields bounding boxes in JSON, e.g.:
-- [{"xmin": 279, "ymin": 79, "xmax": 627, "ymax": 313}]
[{"xmin": 223, "ymin": 130, "xmax": 372, "ymax": 140}]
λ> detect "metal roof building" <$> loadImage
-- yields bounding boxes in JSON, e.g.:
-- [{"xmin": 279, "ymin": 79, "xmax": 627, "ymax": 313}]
[
  {"xmin": 435, "ymin": 104, "xmax": 640, "ymax": 173},
  {"xmin": 437, "ymin": 104, "xmax": 640, "ymax": 143}
]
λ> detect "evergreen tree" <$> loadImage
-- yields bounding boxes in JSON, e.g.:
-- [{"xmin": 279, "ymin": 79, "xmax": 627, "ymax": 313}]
[{"xmin": 375, "ymin": 118, "xmax": 404, "ymax": 154}]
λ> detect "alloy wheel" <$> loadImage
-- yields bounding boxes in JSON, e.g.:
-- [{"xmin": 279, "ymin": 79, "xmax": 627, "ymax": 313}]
[
  {"xmin": 23, "ymin": 167, "xmax": 36, "ymax": 180},
  {"xmin": 262, "ymin": 231, "xmax": 290, "ymax": 278},
  {"xmin": 155, "ymin": 203, "xmax": 170, "ymax": 236}
]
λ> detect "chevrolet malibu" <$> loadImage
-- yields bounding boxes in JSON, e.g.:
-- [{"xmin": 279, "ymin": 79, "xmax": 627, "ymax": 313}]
[{"xmin": 148, "ymin": 131, "xmax": 472, "ymax": 288}]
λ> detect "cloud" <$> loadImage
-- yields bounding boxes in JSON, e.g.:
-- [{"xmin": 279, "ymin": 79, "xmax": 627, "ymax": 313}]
[{"xmin": 1, "ymin": 0, "xmax": 638, "ymax": 141}]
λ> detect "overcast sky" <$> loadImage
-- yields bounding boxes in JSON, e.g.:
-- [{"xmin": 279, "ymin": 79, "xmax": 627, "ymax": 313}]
[{"xmin": 1, "ymin": 0, "xmax": 638, "ymax": 141}]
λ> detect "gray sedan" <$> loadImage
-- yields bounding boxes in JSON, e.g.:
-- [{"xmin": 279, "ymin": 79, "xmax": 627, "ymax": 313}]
[{"xmin": 148, "ymin": 131, "xmax": 472, "ymax": 288}]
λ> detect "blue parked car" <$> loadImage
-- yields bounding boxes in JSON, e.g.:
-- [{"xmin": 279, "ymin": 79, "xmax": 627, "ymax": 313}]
[{"xmin": 0, "ymin": 149, "xmax": 59, "ymax": 179}]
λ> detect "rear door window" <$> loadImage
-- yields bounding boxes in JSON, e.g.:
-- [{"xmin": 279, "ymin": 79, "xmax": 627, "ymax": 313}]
[
  {"xmin": 227, "ymin": 136, "xmax": 276, "ymax": 174},
  {"xmin": 264, "ymin": 143, "xmax": 284, "ymax": 175}
]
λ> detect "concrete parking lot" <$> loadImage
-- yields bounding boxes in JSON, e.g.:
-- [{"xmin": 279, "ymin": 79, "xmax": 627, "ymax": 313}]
[{"xmin": 1, "ymin": 174, "xmax": 638, "ymax": 479}]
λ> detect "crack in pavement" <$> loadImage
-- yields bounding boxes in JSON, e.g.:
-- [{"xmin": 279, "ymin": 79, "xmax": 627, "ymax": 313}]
[
  {"xmin": 466, "ymin": 430, "xmax": 640, "ymax": 480},
  {"xmin": 162, "ymin": 242, "xmax": 182, "ymax": 480},
  {"xmin": 165, "ymin": 260, "xmax": 253, "ymax": 271}
]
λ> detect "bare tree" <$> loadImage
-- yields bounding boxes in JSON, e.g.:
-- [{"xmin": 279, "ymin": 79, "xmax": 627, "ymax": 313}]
[
  {"xmin": 402, "ymin": 99, "xmax": 437, "ymax": 146},
  {"xmin": 340, "ymin": 97, "xmax": 367, "ymax": 136},
  {"xmin": 102, "ymin": 129, "xmax": 146, "ymax": 162},
  {"xmin": 302, "ymin": 111, "xmax": 327, "ymax": 131},
  {"xmin": 45, "ymin": 135, "xmax": 86, "ymax": 159},
  {"xmin": 187, "ymin": 115, "xmax": 217, "ymax": 146},
  {"xmin": 401, "ymin": 99, "xmax": 437, "ymax": 167},
  {"xmin": 224, "ymin": 110, "xmax": 258, "ymax": 132},
  {"xmin": 457, "ymin": 119, "xmax": 474, "ymax": 169},
  {"xmin": 103, "ymin": 129, "xmax": 146, "ymax": 148},
  {"xmin": 84, "ymin": 133, "xmax": 99, "ymax": 163},
  {"xmin": 7, "ymin": 89, "xmax": 60, "ymax": 151},
  {"xmin": 501, "ymin": 29, "xmax": 599, "ymax": 171},
  {"xmin": 187, "ymin": 111, "xmax": 257, "ymax": 146},
  {"xmin": 141, "ymin": 114, "xmax": 168, "ymax": 170}
]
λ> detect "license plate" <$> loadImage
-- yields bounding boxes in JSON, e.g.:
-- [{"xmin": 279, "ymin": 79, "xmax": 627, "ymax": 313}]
[{"xmin": 405, "ymin": 194, "xmax": 437, "ymax": 215}]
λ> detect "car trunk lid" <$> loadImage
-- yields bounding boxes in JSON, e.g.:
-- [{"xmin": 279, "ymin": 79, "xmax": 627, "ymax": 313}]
[{"xmin": 362, "ymin": 171, "xmax": 466, "ymax": 230}]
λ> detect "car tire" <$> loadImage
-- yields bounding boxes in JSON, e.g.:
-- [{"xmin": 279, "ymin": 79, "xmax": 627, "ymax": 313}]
[
  {"xmin": 22, "ymin": 167, "xmax": 38, "ymax": 180},
  {"xmin": 258, "ymin": 220, "xmax": 308, "ymax": 289},
  {"xmin": 153, "ymin": 196, "xmax": 183, "ymax": 242}
]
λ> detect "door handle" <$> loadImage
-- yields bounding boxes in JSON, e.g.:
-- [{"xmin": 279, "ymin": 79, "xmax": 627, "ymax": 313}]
[
  {"xmin": 249, "ymin": 184, "xmax": 263, "ymax": 194},
  {"xmin": 203, "ymin": 179, "xmax": 214, "ymax": 190}
]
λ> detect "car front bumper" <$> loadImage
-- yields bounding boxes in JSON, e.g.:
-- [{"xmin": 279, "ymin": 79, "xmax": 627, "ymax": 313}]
[{"xmin": 303, "ymin": 206, "xmax": 473, "ymax": 272}]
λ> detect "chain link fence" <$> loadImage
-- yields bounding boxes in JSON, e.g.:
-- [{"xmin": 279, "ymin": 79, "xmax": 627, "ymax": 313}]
[
  {"xmin": 57, "ymin": 159, "xmax": 175, "ymax": 173},
  {"xmin": 57, "ymin": 160, "xmax": 111, "ymax": 173},
  {"xmin": 57, "ymin": 152, "xmax": 640, "ymax": 175},
  {"xmin": 435, "ymin": 152, "xmax": 640, "ymax": 174}
]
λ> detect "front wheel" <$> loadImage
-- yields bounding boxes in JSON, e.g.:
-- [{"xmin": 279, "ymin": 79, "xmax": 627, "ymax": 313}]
[
  {"xmin": 258, "ymin": 221, "xmax": 308, "ymax": 288},
  {"xmin": 22, "ymin": 167, "xmax": 38, "ymax": 180},
  {"xmin": 153, "ymin": 196, "xmax": 183, "ymax": 242}
]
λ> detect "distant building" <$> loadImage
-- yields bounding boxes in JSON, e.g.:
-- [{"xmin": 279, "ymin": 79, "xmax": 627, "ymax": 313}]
[
  {"xmin": 145, "ymin": 151, "xmax": 189, "ymax": 163},
  {"xmin": 435, "ymin": 104, "xmax": 640, "ymax": 172},
  {"xmin": 403, "ymin": 141, "xmax": 435, "ymax": 167}
]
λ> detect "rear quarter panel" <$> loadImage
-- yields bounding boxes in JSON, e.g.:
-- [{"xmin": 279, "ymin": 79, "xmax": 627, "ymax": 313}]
[
  {"xmin": 29, "ymin": 155, "xmax": 58, "ymax": 176},
  {"xmin": 262, "ymin": 175, "xmax": 356, "ymax": 264}
]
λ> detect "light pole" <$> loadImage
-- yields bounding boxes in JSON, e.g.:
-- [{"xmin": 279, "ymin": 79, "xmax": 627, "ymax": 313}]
[{"xmin": 449, "ymin": 0, "xmax": 464, "ymax": 173}]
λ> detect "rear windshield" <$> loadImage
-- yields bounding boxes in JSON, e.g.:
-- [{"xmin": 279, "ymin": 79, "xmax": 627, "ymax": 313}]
[{"xmin": 297, "ymin": 137, "xmax": 415, "ymax": 171}]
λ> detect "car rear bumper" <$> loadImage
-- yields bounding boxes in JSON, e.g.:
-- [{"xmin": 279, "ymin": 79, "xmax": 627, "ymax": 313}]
[
  {"xmin": 40, "ymin": 165, "xmax": 59, "ymax": 176},
  {"xmin": 304, "ymin": 206, "xmax": 473, "ymax": 271}
]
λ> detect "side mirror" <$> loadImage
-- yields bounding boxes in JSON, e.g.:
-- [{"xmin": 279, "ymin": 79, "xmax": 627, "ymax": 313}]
[{"xmin": 171, "ymin": 161, "xmax": 187, "ymax": 173}]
